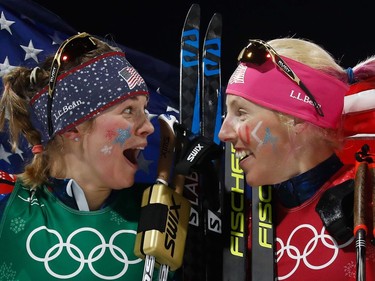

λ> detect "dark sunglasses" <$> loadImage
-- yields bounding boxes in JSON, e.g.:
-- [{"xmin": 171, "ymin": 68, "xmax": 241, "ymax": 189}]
[
  {"xmin": 237, "ymin": 39, "xmax": 324, "ymax": 117},
  {"xmin": 47, "ymin": 32, "xmax": 97, "ymax": 136}
]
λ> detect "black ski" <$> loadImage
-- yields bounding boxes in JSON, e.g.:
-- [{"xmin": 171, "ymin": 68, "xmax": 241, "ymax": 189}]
[
  {"xmin": 201, "ymin": 12, "xmax": 223, "ymax": 281},
  {"xmin": 222, "ymin": 141, "xmax": 248, "ymax": 280},
  {"xmin": 251, "ymin": 185, "xmax": 276, "ymax": 280},
  {"xmin": 176, "ymin": 4, "xmax": 224, "ymax": 281},
  {"xmin": 220, "ymin": 15, "xmax": 248, "ymax": 280},
  {"xmin": 176, "ymin": 4, "xmax": 205, "ymax": 281},
  {"xmin": 179, "ymin": 3, "xmax": 201, "ymax": 135}
]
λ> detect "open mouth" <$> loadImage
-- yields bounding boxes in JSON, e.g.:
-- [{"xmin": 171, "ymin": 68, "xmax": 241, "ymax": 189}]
[
  {"xmin": 123, "ymin": 149, "xmax": 139, "ymax": 165},
  {"xmin": 236, "ymin": 150, "xmax": 251, "ymax": 161}
]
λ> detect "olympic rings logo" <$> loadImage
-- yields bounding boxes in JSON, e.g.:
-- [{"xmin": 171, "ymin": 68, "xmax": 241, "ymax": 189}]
[
  {"xmin": 26, "ymin": 226, "xmax": 142, "ymax": 280},
  {"xmin": 276, "ymin": 224, "xmax": 353, "ymax": 280}
]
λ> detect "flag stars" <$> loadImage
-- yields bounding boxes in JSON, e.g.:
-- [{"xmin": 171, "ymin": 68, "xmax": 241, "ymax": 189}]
[
  {"xmin": 20, "ymin": 40, "xmax": 43, "ymax": 63},
  {"xmin": 137, "ymin": 151, "xmax": 153, "ymax": 174},
  {"xmin": 0, "ymin": 144, "xmax": 13, "ymax": 164},
  {"xmin": 49, "ymin": 31, "xmax": 65, "ymax": 45},
  {"xmin": 0, "ymin": 11, "xmax": 15, "ymax": 34},
  {"xmin": 13, "ymin": 145, "xmax": 24, "ymax": 161},
  {"xmin": 0, "ymin": 56, "xmax": 16, "ymax": 77}
]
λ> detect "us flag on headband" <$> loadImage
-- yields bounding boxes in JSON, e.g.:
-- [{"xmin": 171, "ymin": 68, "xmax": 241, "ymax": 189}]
[
  {"xmin": 0, "ymin": 0, "xmax": 180, "ymax": 184},
  {"xmin": 119, "ymin": 66, "xmax": 145, "ymax": 89}
]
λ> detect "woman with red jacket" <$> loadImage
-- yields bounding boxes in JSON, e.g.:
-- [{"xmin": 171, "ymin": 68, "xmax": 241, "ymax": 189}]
[{"xmin": 219, "ymin": 37, "xmax": 375, "ymax": 280}]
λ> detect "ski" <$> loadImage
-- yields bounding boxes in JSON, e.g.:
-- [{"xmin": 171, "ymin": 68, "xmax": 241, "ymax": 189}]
[
  {"xmin": 176, "ymin": 4, "xmax": 224, "ymax": 281},
  {"xmin": 222, "ymin": 141, "xmax": 248, "ymax": 280},
  {"xmin": 201, "ymin": 12, "xmax": 222, "ymax": 142},
  {"xmin": 251, "ymin": 185, "xmax": 276, "ymax": 281},
  {"xmin": 201, "ymin": 12, "xmax": 223, "ymax": 281},
  {"xmin": 220, "ymin": 12, "xmax": 248, "ymax": 279},
  {"xmin": 179, "ymin": 3, "xmax": 201, "ymax": 135},
  {"xmin": 176, "ymin": 4, "xmax": 206, "ymax": 281}
]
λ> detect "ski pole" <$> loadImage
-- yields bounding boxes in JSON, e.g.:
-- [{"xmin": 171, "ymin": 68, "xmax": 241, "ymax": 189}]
[
  {"xmin": 371, "ymin": 162, "xmax": 375, "ymax": 245},
  {"xmin": 353, "ymin": 158, "xmax": 368, "ymax": 281},
  {"xmin": 134, "ymin": 114, "xmax": 190, "ymax": 281}
]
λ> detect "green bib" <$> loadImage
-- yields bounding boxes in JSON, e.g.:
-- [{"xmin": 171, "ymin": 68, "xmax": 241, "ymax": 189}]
[{"xmin": 0, "ymin": 181, "xmax": 162, "ymax": 280}]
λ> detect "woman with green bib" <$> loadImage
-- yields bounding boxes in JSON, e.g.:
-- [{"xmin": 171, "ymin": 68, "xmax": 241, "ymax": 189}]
[{"xmin": 0, "ymin": 32, "xmax": 168, "ymax": 280}]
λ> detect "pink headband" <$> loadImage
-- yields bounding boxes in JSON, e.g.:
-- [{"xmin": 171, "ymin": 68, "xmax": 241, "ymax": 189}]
[{"xmin": 226, "ymin": 57, "xmax": 348, "ymax": 128}]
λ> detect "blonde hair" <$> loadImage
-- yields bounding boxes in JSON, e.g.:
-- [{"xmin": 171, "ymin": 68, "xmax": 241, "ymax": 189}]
[
  {"xmin": 0, "ymin": 36, "xmax": 118, "ymax": 188},
  {"xmin": 268, "ymin": 38, "xmax": 347, "ymax": 150}
]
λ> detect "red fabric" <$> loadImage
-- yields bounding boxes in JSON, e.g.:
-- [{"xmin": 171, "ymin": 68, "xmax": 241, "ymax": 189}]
[
  {"xmin": 338, "ymin": 138, "xmax": 375, "ymax": 165},
  {"xmin": 343, "ymin": 77, "xmax": 375, "ymax": 137},
  {"xmin": 339, "ymin": 78, "xmax": 375, "ymax": 163},
  {"xmin": 0, "ymin": 170, "xmax": 16, "ymax": 194},
  {"xmin": 248, "ymin": 166, "xmax": 375, "ymax": 280}
]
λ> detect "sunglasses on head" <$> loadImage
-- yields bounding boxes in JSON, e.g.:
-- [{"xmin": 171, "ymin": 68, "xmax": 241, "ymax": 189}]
[
  {"xmin": 237, "ymin": 39, "xmax": 324, "ymax": 117},
  {"xmin": 47, "ymin": 32, "xmax": 97, "ymax": 136}
]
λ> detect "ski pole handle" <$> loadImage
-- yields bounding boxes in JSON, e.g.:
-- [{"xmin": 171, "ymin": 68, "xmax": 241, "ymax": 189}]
[
  {"xmin": 156, "ymin": 113, "xmax": 178, "ymax": 281},
  {"xmin": 172, "ymin": 122, "xmax": 187, "ymax": 195},
  {"xmin": 156, "ymin": 114, "xmax": 177, "ymax": 185},
  {"xmin": 135, "ymin": 114, "xmax": 191, "ymax": 280},
  {"xmin": 173, "ymin": 174, "xmax": 185, "ymax": 195}
]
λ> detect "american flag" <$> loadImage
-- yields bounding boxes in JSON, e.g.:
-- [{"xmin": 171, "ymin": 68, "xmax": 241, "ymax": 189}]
[
  {"xmin": 120, "ymin": 66, "xmax": 145, "ymax": 89},
  {"xmin": 0, "ymin": 0, "xmax": 74, "ymax": 174},
  {"xmin": 0, "ymin": 0, "xmax": 180, "ymax": 184}
]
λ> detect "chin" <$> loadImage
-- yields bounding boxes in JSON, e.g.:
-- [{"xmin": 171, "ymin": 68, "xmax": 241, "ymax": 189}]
[
  {"xmin": 245, "ymin": 174, "xmax": 261, "ymax": 188},
  {"xmin": 112, "ymin": 178, "xmax": 135, "ymax": 190}
]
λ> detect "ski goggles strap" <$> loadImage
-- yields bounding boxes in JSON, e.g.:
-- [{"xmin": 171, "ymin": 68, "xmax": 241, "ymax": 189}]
[{"xmin": 48, "ymin": 32, "xmax": 97, "ymax": 136}]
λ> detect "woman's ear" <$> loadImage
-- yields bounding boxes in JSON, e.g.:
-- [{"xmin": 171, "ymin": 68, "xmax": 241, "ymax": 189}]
[
  {"xmin": 62, "ymin": 128, "xmax": 80, "ymax": 141},
  {"xmin": 292, "ymin": 118, "xmax": 307, "ymax": 134}
]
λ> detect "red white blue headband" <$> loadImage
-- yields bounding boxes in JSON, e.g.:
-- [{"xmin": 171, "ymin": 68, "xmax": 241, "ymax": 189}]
[{"xmin": 30, "ymin": 52, "xmax": 148, "ymax": 144}]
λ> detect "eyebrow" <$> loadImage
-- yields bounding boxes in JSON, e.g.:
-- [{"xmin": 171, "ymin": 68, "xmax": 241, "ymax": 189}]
[{"xmin": 227, "ymin": 97, "xmax": 242, "ymax": 108}]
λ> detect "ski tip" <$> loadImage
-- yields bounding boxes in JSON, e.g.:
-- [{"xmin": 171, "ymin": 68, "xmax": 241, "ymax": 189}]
[
  {"xmin": 182, "ymin": 3, "xmax": 201, "ymax": 28},
  {"xmin": 189, "ymin": 3, "xmax": 200, "ymax": 11},
  {"xmin": 209, "ymin": 13, "xmax": 222, "ymax": 24},
  {"xmin": 186, "ymin": 3, "xmax": 200, "ymax": 17},
  {"xmin": 203, "ymin": 12, "xmax": 223, "ymax": 38}
]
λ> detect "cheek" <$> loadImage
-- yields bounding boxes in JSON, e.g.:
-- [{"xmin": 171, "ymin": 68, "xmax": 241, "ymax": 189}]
[
  {"xmin": 98, "ymin": 123, "xmax": 133, "ymax": 151},
  {"xmin": 238, "ymin": 124, "xmax": 252, "ymax": 145},
  {"xmin": 111, "ymin": 126, "xmax": 133, "ymax": 146},
  {"xmin": 262, "ymin": 127, "xmax": 278, "ymax": 149},
  {"xmin": 238, "ymin": 120, "xmax": 265, "ymax": 146},
  {"xmin": 238, "ymin": 120, "xmax": 278, "ymax": 150},
  {"xmin": 99, "ymin": 126, "xmax": 131, "ymax": 155},
  {"xmin": 104, "ymin": 128, "xmax": 118, "ymax": 142}
]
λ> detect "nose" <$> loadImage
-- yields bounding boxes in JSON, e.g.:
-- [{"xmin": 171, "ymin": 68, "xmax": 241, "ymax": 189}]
[
  {"xmin": 135, "ymin": 114, "xmax": 155, "ymax": 137},
  {"xmin": 218, "ymin": 117, "xmax": 235, "ymax": 143}
]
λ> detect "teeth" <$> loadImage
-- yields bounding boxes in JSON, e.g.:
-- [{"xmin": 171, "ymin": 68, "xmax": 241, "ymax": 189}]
[{"xmin": 235, "ymin": 150, "xmax": 250, "ymax": 160}]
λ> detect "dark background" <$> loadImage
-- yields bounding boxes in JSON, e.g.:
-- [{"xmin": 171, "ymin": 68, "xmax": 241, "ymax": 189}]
[{"xmin": 34, "ymin": 0, "xmax": 375, "ymax": 84}]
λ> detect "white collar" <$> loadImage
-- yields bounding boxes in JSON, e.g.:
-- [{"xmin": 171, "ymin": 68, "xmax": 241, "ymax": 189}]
[{"xmin": 66, "ymin": 179, "xmax": 90, "ymax": 211}]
